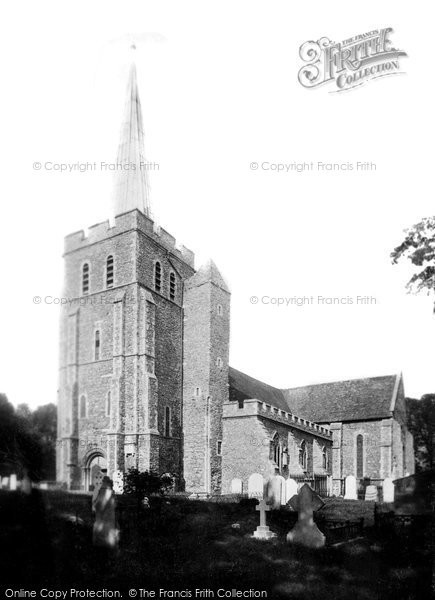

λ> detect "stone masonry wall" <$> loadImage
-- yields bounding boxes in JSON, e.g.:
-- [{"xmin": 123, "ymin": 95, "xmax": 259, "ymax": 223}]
[
  {"xmin": 340, "ymin": 420, "xmax": 384, "ymax": 480},
  {"xmin": 221, "ymin": 403, "xmax": 332, "ymax": 494},
  {"xmin": 58, "ymin": 209, "xmax": 195, "ymax": 489},
  {"xmin": 182, "ymin": 275, "xmax": 230, "ymax": 494}
]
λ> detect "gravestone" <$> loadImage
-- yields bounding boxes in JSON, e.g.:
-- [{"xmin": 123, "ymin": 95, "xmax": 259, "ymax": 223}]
[
  {"xmin": 91, "ymin": 466, "xmax": 104, "ymax": 492},
  {"xmin": 344, "ymin": 475, "xmax": 357, "ymax": 500},
  {"xmin": 393, "ymin": 471, "xmax": 435, "ymax": 515},
  {"xmin": 365, "ymin": 484, "xmax": 378, "ymax": 501},
  {"xmin": 285, "ymin": 478, "xmax": 298, "ymax": 503},
  {"xmin": 21, "ymin": 471, "xmax": 32, "ymax": 495},
  {"xmin": 252, "ymin": 499, "xmax": 277, "ymax": 540},
  {"xmin": 2, "ymin": 477, "xmax": 9, "ymax": 489},
  {"xmin": 266, "ymin": 474, "xmax": 285, "ymax": 509},
  {"xmin": 92, "ymin": 471, "xmax": 105, "ymax": 512},
  {"xmin": 9, "ymin": 474, "xmax": 17, "ymax": 491},
  {"xmin": 93, "ymin": 477, "xmax": 118, "ymax": 549},
  {"xmin": 230, "ymin": 478, "xmax": 243, "ymax": 494},
  {"xmin": 383, "ymin": 477, "xmax": 394, "ymax": 503},
  {"xmin": 248, "ymin": 473, "xmax": 264, "ymax": 499},
  {"xmin": 287, "ymin": 483, "xmax": 325, "ymax": 548},
  {"xmin": 112, "ymin": 470, "xmax": 124, "ymax": 495}
]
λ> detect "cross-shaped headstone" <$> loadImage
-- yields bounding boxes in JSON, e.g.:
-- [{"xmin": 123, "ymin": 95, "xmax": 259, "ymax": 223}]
[
  {"xmin": 252, "ymin": 498, "xmax": 276, "ymax": 540},
  {"xmin": 256, "ymin": 498, "xmax": 270, "ymax": 528}
]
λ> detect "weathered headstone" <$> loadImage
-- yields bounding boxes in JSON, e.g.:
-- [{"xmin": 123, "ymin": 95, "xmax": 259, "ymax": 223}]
[
  {"xmin": 92, "ymin": 476, "xmax": 118, "ymax": 549},
  {"xmin": 2, "ymin": 477, "xmax": 9, "ymax": 489},
  {"xmin": 285, "ymin": 478, "xmax": 298, "ymax": 503},
  {"xmin": 112, "ymin": 470, "xmax": 124, "ymax": 495},
  {"xmin": 344, "ymin": 475, "xmax": 357, "ymax": 500},
  {"xmin": 21, "ymin": 470, "xmax": 32, "ymax": 495},
  {"xmin": 266, "ymin": 474, "xmax": 285, "ymax": 509},
  {"xmin": 230, "ymin": 478, "xmax": 243, "ymax": 494},
  {"xmin": 91, "ymin": 467, "xmax": 104, "ymax": 492},
  {"xmin": 252, "ymin": 499, "xmax": 277, "ymax": 540},
  {"xmin": 9, "ymin": 474, "xmax": 17, "ymax": 491},
  {"xmin": 365, "ymin": 484, "xmax": 378, "ymax": 502},
  {"xmin": 92, "ymin": 471, "xmax": 105, "ymax": 512},
  {"xmin": 248, "ymin": 473, "xmax": 264, "ymax": 499},
  {"xmin": 286, "ymin": 483, "xmax": 325, "ymax": 548},
  {"xmin": 393, "ymin": 471, "xmax": 435, "ymax": 515},
  {"xmin": 383, "ymin": 477, "xmax": 394, "ymax": 503}
]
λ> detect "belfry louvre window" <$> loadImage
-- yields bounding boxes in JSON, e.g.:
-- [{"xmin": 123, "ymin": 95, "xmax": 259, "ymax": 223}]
[
  {"xmin": 356, "ymin": 434, "xmax": 364, "ymax": 478},
  {"xmin": 95, "ymin": 330, "xmax": 101, "ymax": 361},
  {"xmin": 106, "ymin": 255, "xmax": 114, "ymax": 288},
  {"xmin": 154, "ymin": 262, "xmax": 162, "ymax": 293},
  {"xmin": 82, "ymin": 263, "xmax": 90, "ymax": 295},
  {"xmin": 169, "ymin": 272, "xmax": 176, "ymax": 301}
]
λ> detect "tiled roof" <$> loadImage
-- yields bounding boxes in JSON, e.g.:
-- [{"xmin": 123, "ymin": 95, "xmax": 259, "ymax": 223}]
[
  {"xmin": 229, "ymin": 367, "xmax": 399, "ymax": 424},
  {"xmin": 228, "ymin": 367, "xmax": 289, "ymax": 412},
  {"xmin": 282, "ymin": 375, "xmax": 398, "ymax": 423}
]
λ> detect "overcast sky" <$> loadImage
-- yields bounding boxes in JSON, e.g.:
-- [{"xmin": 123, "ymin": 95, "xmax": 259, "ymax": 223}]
[{"xmin": 1, "ymin": 1, "xmax": 434, "ymax": 409}]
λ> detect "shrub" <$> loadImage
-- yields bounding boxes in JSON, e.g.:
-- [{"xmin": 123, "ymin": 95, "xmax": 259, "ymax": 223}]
[{"xmin": 123, "ymin": 468, "xmax": 174, "ymax": 500}]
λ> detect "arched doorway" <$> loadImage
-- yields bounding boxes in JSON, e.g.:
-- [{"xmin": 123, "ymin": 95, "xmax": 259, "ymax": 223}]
[{"xmin": 84, "ymin": 452, "xmax": 107, "ymax": 491}]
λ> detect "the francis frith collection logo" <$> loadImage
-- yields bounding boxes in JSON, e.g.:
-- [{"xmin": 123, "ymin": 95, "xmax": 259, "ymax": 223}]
[{"xmin": 298, "ymin": 28, "xmax": 407, "ymax": 92}]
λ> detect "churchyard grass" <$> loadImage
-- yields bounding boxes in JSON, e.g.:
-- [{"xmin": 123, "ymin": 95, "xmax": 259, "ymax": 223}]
[{"xmin": 0, "ymin": 490, "xmax": 432, "ymax": 599}]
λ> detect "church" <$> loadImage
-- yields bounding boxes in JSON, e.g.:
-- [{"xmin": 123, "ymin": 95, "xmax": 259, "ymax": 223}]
[{"xmin": 56, "ymin": 59, "xmax": 415, "ymax": 496}]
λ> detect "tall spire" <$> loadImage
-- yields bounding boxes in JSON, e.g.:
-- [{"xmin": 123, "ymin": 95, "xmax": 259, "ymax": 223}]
[{"xmin": 112, "ymin": 46, "xmax": 151, "ymax": 217}]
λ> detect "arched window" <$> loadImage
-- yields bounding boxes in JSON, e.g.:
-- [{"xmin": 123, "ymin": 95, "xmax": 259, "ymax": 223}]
[
  {"xmin": 216, "ymin": 357, "xmax": 223, "ymax": 368},
  {"xmin": 271, "ymin": 433, "xmax": 281, "ymax": 469},
  {"xmin": 195, "ymin": 387, "xmax": 201, "ymax": 397},
  {"xmin": 79, "ymin": 395, "xmax": 87, "ymax": 419},
  {"xmin": 217, "ymin": 304, "xmax": 223, "ymax": 316},
  {"xmin": 322, "ymin": 446, "xmax": 328, "ymax": 470},
  {"xmin": 94, "ymin": 330, "xmax": 101, "ymax": 361},
  {"xmin": 106, "ymin": 391, "xmax": 111, "ymax": 417},
  {"xmin": 154, "ymin": 262, "xmax": 162, "ymax": 293},
  {"xmin": 356, "ymin": 434, "xmax": 364, "ymax": 478},
  {"xmin": 106, "ymin": 255, "xmax": 114, "ymax": 289},
  {"xmin": 82, "ymin": 263, "xmax": 90, "ymax": 295},
  {"xmin": 169, "ymin": 272, "xmax": 176, "ymax": 301},
  {"xmin": 299, "ymin": 440, "xmax": 307, "ymax": 470}
]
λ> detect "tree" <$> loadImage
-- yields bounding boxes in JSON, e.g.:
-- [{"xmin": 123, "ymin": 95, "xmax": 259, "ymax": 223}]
[
  {"xmin": 0, "ymin": 394, "xmax": 43, "ymax": 479},
  {"xmin": 123, "ymin": 468, "xmax": 174, "ymax": 501},
  {"xmin": 391, "ymin": 217, "xmax": 435, "ymax": 308},
  {"xmin": 0, "ymin": 395, "xmax": 57, "ymax": 481},
  {"xmin": 30, "ymin": 404, "xmax": 57, "ymax": 480},
  {"xmin": 406, "ymin": 395, "xmax": 435, "ymax": 472}
]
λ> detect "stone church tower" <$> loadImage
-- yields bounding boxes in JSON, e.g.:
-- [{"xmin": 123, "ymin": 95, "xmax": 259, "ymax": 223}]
[
  {"xmin": 183, "ymin": 261, "xmax": 230, "ymax": 494},
  {"xmin": 56, "ymin": 56, "xmax": 230, "ymax": 491}
]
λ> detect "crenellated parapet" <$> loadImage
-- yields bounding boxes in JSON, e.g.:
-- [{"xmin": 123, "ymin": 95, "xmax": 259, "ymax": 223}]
[
  {"xmin": 64, "ymin": 209, "xmax": 195, "ymax": 268},
  {"xmin": 223, "ymin": 399, "xmax": 332, "ymax": 440}
]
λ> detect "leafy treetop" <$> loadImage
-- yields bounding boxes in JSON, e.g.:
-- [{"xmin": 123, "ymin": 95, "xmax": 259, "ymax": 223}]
[{"xmin": 391, "ymin": 217, "xmax": 435, "ymax": 299}]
